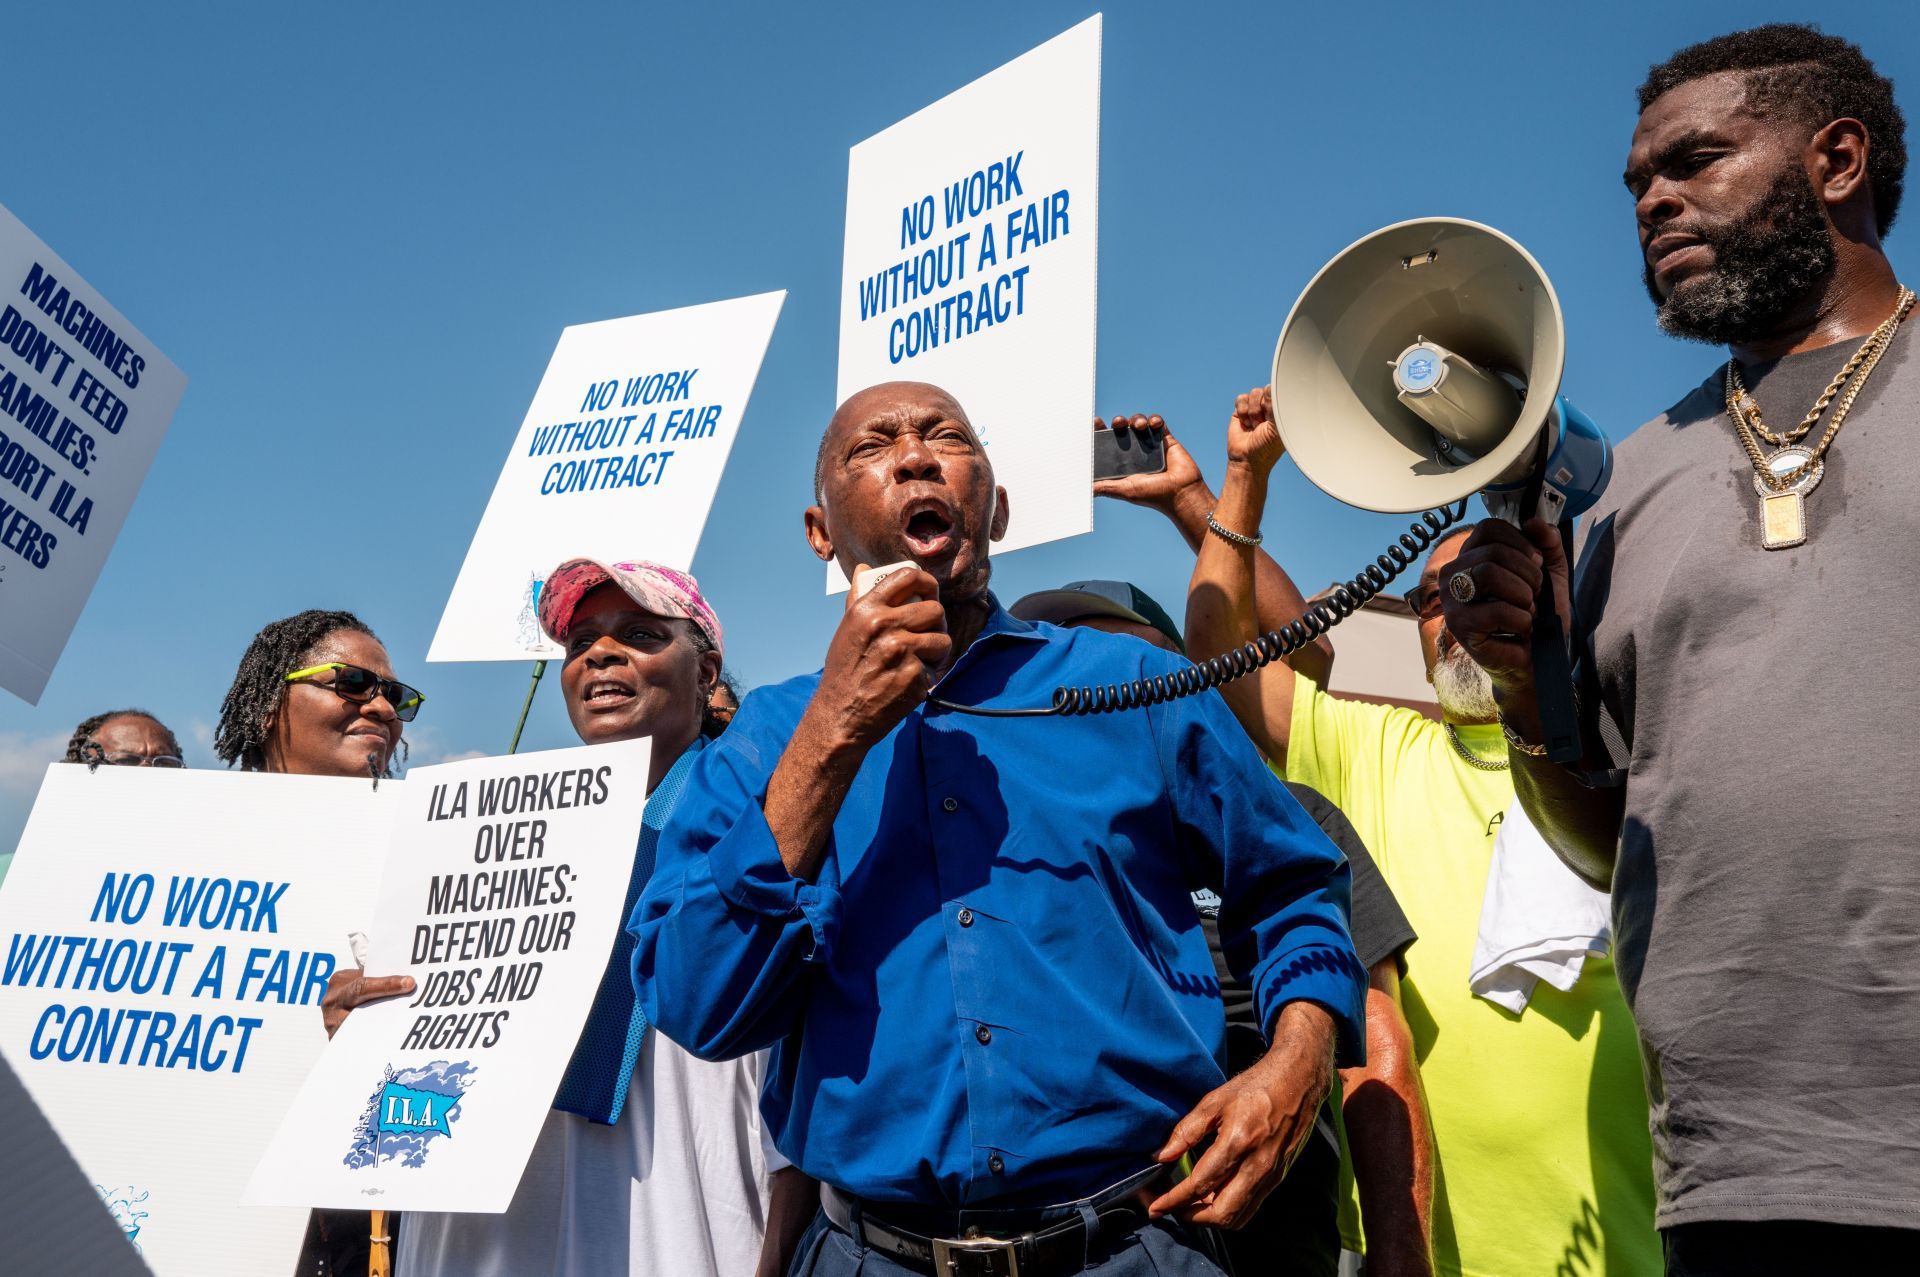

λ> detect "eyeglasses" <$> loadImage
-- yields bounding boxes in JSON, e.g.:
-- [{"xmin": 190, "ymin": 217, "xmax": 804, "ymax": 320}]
[
  {"xmin": 83, "ymin": 745, "xmax": 185, "ymax": 768},
  {"xmin": 284, "ymin": 662, "xmax": 425, "ymax": 722},
  {"xmin": 1403, "ymin": 582, "xmax": 1444, "ymax": 621}
]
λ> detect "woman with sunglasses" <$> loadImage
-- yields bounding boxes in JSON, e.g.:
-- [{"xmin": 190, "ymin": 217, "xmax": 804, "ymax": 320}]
[
  {"xmin": 62, "ymin": 709, "xmax": 186, "ymax": 768},
  {"xmin": 213, "ymin": 608, "xmax": 423, "ymax": 779},
  {"xmin": 213, "ymin": 607, "xmax": 423, "ymax": 1277}
]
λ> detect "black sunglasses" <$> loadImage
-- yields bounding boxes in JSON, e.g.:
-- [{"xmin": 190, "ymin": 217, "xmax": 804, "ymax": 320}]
[
  {"xmin": 284, "ymin": 662, "xmax": 426, "ymax": 722},
  {"xmin": 1403, "ymin": 582, "xmax": 1444, "ymax": 620}
]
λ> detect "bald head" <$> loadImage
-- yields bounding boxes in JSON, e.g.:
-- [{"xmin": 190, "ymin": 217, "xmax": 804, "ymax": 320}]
[
  {"xmin": 815, "ymin": 382, "xmax": 974, "ymax": 503},
  {"xmin": 804, "ymin": 380, "xmax": 1008, "ymax": 598}
]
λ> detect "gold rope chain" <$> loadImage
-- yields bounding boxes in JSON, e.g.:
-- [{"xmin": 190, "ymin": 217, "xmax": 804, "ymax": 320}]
[
  {"xmin": 1725, "ymin": 287, "xmax": 1916, "ymax": 492},
  {"xmin": 1727, "ymin": 293, "xmax": 1913, "ymax": 446}
]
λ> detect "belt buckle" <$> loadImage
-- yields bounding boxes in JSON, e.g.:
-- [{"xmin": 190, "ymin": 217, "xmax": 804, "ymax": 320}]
[{"xmin": 930, "ymin": 1234, "xmax": 1020, "ymax": 1276}]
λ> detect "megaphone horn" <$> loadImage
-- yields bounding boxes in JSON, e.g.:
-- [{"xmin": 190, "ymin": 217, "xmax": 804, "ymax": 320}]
[{"xmin": 1272, "ymin": 218, "xmax": 1609, "ymax": 525}]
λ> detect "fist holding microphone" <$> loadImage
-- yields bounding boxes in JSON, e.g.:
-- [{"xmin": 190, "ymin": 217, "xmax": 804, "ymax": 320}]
[{"xmin": 826, "ymin": 561, "xmax": 954, "ymax": 745}]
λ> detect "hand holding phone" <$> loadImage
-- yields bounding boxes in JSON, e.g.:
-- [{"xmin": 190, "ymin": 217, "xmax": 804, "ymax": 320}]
[{"xmin": 1093, "ymin": 421, "xmax": 1169, "ymax": 481}]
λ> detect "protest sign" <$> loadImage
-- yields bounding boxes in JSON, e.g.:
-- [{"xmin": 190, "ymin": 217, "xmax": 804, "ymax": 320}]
[
  {"xmin": 831, "ymin": 15, "xmax": 1101, "ymax": 590},
  {"xmin": 0, "ymin": 203, "xmax": 188, "ymax": 703},
  {"xmin": 248, "ymin": 738, "xmax": 651, "ymax": 1212},
  {"xmin": 429, "ymin": 292, "xmax": 785, "ymax": 662},
  {"xmin": 0, "ymin": 765, "xmax": 389, "ymax": 1277}
]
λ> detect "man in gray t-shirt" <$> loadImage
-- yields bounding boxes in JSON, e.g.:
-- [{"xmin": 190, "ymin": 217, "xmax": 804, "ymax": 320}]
[{"xmin": 1440, "ymin": 25, "xmax": 1920, "ymax": 1275}]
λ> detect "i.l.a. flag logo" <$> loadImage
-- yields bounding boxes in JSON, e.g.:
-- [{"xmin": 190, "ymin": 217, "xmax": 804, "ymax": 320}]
[{"xmin": 342, "ymin": 1061, "xmax": 475, "ymax": 1170}]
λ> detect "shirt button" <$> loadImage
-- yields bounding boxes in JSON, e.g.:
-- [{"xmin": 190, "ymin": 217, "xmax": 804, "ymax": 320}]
[
  {"xmin": 942, "ymin": 797, "xmax": 959, "ymax": 813},
  {"xmin": 988, "ymin": 1155, "xmax": 1005, "ymax": 1175},
  {"xmin": 958, "ymin": 908, "xmax": 974, "ymax": 927},
  {"xmin": 975, "ymin": 1024, "xmax": 992, "ymax": 1045}
]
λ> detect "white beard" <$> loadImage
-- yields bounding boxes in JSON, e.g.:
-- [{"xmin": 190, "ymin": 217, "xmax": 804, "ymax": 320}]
[{"xmin": 1432, "ymin": 646, "xmax": 1499, "ymax": 723}]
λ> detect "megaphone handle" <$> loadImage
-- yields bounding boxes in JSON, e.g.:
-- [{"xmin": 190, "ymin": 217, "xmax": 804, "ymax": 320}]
[{"xmin": 1528, "ymin": 522, "xmax": 1582, "ymax": 765}]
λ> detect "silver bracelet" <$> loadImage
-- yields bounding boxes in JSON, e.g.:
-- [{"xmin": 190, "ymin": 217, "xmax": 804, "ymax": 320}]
[{"xmin": 1205, "ymin": 510, "xmax": 1262, "ymax": 547}]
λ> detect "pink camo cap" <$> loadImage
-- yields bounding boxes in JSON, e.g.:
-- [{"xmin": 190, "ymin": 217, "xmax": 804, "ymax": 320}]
[{"xmin": 537, "ymin": 558, "xmax": 724, "ymax": 657}]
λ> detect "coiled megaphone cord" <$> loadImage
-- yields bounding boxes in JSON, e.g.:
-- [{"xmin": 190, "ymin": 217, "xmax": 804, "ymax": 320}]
[{"xmin": 928, "ymin": 500, "xmax": 1470, "ymax": 718}]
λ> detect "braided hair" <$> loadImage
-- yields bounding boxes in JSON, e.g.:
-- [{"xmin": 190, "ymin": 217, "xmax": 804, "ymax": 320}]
[
  {"xmin": 62, "ymin": 709, "xmax": 182, "ymax": 764},
  {"xmin": 214, "ymin": 609, "xmax": 397, "ymax": 773}
]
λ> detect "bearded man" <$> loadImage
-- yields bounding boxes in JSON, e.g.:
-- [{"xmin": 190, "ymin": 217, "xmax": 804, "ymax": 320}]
[
  {"xmin": 1440, "ymin": 25, "xmax": 1920, "ymax": 1274},
  {"xmin": 1181, "ymin": 387, "xmax": 1658, "ymax": 1277}
]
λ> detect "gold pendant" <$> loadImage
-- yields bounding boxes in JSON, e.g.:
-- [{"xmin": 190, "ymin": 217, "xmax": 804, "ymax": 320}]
[{"xmin": 1761, "ymin": 490, "xmax": 1806, "ymax": 550}]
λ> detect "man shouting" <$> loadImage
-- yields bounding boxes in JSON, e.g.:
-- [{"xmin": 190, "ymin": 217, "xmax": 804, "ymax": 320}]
[{"xmin": 634, "ymin": 380, "xmax": 1366, "ymax": 1277}]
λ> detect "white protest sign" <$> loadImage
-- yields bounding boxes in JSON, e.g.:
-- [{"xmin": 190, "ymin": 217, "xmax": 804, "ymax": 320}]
[
  {"xmin": 430, "ymin": 292, "xmax": 785, "ymax": 662},
  {"xmin": 0, "ymin": 203, "xmax": 187, "ymax": 703},
  {"xmin": 248, "ymin": 739, "xmax": 651, "ymax": 1212},
  {"xmin": 0, "ymin": 766, "xmax": 389, "ymax": 1277},
  {"xmin": 832, "ymin": 15, "xmax": 1101, "ymax": 590}
]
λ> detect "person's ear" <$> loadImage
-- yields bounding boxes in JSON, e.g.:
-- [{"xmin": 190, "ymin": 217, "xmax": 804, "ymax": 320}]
[
  {"xmin": 989, "ymin": 486, "xmax": 1011, "ymax": 541},
  {"xmin": 1811, "ymin": 118, "xmax": 1872, "ymax": 214},
  {"xmin": 804, "ymin": 505, "xmax": 836, "ymax": 564},
  {"xmin": 696, "ymin": 648, "xmax": 722, "ymax": 700}
]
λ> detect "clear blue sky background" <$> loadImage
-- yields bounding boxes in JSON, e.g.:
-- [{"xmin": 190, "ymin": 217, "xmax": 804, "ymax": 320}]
[{"xmin": 1, "ymin": 1, "xmax": 1913, "ymax": 856}]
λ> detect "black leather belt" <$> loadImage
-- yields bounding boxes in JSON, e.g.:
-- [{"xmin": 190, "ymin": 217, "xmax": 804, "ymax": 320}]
[{"xmin": 819, "ymin": 1165, "xmax": 1178, "ymax": 1277}]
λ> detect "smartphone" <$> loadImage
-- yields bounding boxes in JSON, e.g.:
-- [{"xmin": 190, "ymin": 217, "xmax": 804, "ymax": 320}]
[{"xmin": 1093, "ymin": 426, "xmax": 1168, "ymax": 481}]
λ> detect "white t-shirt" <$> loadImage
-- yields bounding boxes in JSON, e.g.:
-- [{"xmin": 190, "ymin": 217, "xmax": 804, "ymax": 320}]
[{"xmin": 398, "ymin": 1035, "xmax": 789, "ymax": 1277}]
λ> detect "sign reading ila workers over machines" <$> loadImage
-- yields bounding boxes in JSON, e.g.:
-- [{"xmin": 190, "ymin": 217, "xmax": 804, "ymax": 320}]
[
  {"xmin": 248, "ymin": 739, "xmax": 652, "ymax": 1213},
  {"xmin": 830, "ymin": 14, "xmax": 1101, "ymax": 589},
  {"xmin": 429, "ymin": 291, "xmax": 784, "ymax": 663},
  {"xmin": 0, "ymin": 202, "xmax": 188, "ymax": 704},
  {"xmin": 0, "ymin": 766, "xmax": 390, "ymax": 1277}
]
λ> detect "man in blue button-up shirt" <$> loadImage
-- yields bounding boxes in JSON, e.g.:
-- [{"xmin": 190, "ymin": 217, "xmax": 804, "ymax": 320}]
[{"xmin": 633, "ymin": 382, "xmax": 1366, "ymax": 1276}]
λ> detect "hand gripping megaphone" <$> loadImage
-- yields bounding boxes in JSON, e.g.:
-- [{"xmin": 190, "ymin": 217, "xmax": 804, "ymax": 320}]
[{"xmin": 1272, "ymin": 217, "xmax": 1610, "ymax": 526}]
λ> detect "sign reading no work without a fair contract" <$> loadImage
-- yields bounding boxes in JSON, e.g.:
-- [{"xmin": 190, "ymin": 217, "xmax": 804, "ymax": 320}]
[
  {"xmin": 248, "ymin": 739, "xmax": 652, "ymax": 1214},
  {"xmin": 429, "ymin": 291, "xmax": 785, "ymax": 663},
  {"xmin": 0, "ymin": 766, "xmax": 390, "ymax": 1277},
  {"xmin": 0, "ymin": 203, "xmax": 187, "ymax": 704},
  {"xmin": 831, "ymin": 14, "xmax": 1101, "ymax": 591}
]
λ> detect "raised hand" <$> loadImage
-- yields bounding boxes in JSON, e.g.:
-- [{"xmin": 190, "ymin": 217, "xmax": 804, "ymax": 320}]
[
  {"xmin": 1093, "ymin": 413, "xmax": 1205, "ymax": 513},
  {"xmin": 1226, "ymin": 386, "xmax": 1285, "ymax": 476}
]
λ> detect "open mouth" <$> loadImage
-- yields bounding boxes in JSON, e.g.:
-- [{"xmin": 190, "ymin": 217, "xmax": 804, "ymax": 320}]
[
  {"xmin": 901, "ymin": 500, "xmax": 956, "ymax": 556},
  {"xmin": 583, "ymin": 680, "xmax": 636, "ymax": 709}
]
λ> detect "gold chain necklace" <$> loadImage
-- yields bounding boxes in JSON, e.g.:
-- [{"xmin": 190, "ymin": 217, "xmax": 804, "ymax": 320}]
[{"xmin": 1724, "ymin": 286, "xmax": 1914, "ymax": 549}]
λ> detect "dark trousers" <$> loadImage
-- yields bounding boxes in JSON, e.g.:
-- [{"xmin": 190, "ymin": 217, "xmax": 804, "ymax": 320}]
[
  {"xmin": 1218, "ymin": 1129, "xmax": 1339, "ymax": 1277},
  {"xmin": 790, "ymin": 1207, "xmax": 1232, "ymax": 1277},
  {"xmin": 1663, "ymin": 1221, "xmax": 1920, "ymax": 1276}
]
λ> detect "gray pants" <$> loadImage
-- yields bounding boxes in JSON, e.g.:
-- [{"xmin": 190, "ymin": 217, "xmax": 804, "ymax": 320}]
[{"xmin": 789, "ymin": 1207, "xmax": 1232, "ymax": 1276}]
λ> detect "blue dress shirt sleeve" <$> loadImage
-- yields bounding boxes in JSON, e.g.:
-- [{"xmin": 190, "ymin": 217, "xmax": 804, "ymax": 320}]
[
  {"xmin": 1148, "ymin": 659, "xmax": 1367, "ymax": 1067},
  {"xmin": 630, "ymin": 703, "xmax": 843, "ymax": 1061}
]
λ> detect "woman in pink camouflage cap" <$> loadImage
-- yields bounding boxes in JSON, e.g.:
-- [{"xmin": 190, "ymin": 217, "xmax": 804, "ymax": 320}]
[{"xmin": 342, "ymin": 560, "xmax": 815, "ymax": 1277}]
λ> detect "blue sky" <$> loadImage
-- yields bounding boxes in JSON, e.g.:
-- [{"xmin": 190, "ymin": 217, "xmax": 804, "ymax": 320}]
[{"xmin": 0, "ymin": 0, "xmax": 1912, "ymax": 854}]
